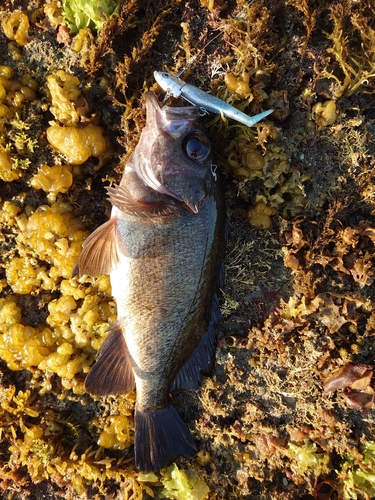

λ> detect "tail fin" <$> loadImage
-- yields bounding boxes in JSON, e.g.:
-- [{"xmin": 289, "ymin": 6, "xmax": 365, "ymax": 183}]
[{"xmin": 135, "ymin": 406, "xmax": 197, "ymax": 471}]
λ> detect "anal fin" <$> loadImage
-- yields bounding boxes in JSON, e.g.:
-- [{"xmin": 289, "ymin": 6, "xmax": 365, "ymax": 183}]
[
  {"xmin": 172, "ymin": 293, "xmax": 221, "ymax": 391},
  {"xmin": 78, "ymin": 218, "xmax": 119, "ymax": 277},
  {"xmin": 85, "ymin": 321, "xmax": 135, "ymax": 396}
]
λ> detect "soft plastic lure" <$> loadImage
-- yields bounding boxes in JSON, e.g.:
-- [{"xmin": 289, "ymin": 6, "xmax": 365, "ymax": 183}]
[{"xmin": 154, "ymin": 70, "xmax": 273, "ymax": 127}]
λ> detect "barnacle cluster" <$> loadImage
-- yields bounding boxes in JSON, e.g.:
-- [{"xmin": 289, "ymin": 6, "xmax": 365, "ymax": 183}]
[{"xmin": 225, "ymin": 132, "xmax": 307, "ymax": 228}]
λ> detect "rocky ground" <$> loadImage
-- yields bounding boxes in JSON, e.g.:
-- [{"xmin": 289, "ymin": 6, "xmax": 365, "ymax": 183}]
[{"xmin": 0, "ymin": 0, "xmax": 375, "ymax": 499}]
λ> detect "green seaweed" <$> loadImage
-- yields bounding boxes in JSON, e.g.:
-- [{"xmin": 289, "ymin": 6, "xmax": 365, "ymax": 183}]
[
  {"xmin": 341, "ymin": 441, "xmax": 375, "ymax": 499},
  {"xmin": 62, "ymin": 0, "xmax": 121, "ymax": 34},
  {"xmin": 287, "ymin": 441, "xmax": 329, "ymax": 476},
  {"xmin": 159, "ymin": 464, "xmax": 210, "ymax": 500}
]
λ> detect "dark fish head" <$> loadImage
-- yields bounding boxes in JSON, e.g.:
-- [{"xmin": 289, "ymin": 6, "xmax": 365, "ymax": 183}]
[{"xmin": 134, "ymin": 92, "xmax": 215, "ymax": 214}]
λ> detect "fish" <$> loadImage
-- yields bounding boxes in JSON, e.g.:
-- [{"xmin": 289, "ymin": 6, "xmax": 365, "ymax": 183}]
[
  {"xmin": 154, "ymin": 70, "xmax": 274, "ymax": 127},
  {"xmin": 76, "ymin": 91, "xmax": 226, "ymax": 472}
]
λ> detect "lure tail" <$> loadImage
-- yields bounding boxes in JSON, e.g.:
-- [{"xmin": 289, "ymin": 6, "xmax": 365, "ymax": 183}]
[
  {"xmin": 134, "ymin": 405, "xmax": 197, "ymax": 471},
  {"xmin": 181, "ymin": 83, "xmax": 274, "ymax": 127},
  {"xmin": 154, "ymin": 71, "xmax": 273, "ymax": 128}
]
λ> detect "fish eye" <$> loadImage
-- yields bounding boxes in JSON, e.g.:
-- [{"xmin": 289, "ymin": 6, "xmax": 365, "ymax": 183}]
[{"xmin": 183, "ymin": 133, "xmax": 211, "ymax": 161}]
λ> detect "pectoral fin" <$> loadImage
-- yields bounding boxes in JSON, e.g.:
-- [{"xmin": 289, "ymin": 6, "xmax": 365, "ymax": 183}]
[
  {"xmin": 77, "ymin": 218, "xmax": 119, "ymax": 277},
  {"xmin": 107, "ymin": 184, "xmax": 179, "ymax": 217},
  {"xmin": 85, "ymin": 321, "xmax": 135, "ymax": 396}
]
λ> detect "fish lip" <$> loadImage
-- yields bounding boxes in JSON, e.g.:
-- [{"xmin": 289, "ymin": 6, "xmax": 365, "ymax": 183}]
[{"xmin": 145, "ymin": 91, "xmax": 200, "ymax": 139}]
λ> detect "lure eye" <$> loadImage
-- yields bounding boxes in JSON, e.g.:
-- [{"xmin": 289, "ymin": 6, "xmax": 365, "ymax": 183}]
[{"xmin": 183, "ymin": 133, "xmax": 211, "ymax": 161}]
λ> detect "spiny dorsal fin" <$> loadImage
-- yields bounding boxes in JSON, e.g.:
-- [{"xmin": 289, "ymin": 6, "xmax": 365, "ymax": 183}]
[
  {"xmin": 107, "ymin": 184, "xmax": 180, "ymax": 218},
  {"xmin": 85, "ymin": 321, "xmax": 135, "ymax": 396},
  {"xmin": 78, "ymin": 218, "xmax": 119, "ymax": 277}
]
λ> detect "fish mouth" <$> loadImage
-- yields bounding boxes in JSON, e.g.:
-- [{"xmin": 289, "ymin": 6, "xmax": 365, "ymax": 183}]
[{"xmin": 145, "ymin": 92, "xmax": 200, "ymax": 139}]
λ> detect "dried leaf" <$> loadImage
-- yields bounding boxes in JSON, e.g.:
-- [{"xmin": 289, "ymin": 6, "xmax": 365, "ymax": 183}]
[
  {"xmin": 319, "ymin": 296, "xmax": 348, "ymax": 333},
  {"xmin": 323, "ymin": 363, "xmax": 373, "ymax": 392},
  {"xmin": 342, "ymin": 387, "xmax": 374, "ymax": 415}
]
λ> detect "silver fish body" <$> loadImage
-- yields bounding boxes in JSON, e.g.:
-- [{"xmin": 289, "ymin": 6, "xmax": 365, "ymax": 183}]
[
  {"xmin": 154, "ymin": 70, "xmax": 274, "ymax": 127},
  {"xmin": 77, "ymin": 92, "xmax": 226, "ymax": 471}
]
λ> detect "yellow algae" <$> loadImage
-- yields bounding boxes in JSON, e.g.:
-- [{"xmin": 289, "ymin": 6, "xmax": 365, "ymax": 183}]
[
  {"xmin": 60, "ymin": 279, "xmax": 86, "ymax": 300},
  {"xmin": 46, "ymin": 124, "xmax": 109, "ymax": 165},
  {"xmin": 226, "ymin": 131, "xmax": 307, "ymax": 227},
  {"xmin": 44, "ymin": 1, "xmax": 64, "ymax": 27},
  {"xmin": 70, "ymin": 28, "xmax": 97, "ymax": 69},
  {"xmin": 0, "ymin": 323, "xmax": 51, "ymax": 371},
  {"xmin": 248, "ymin": 199, "xmax": 276, "ymax": 230},
  {"xmin": 0, "ymin": 151, "xmax": 21, "ymax": 181},
  {"xmin": 287, "ymin": 441, "xmax": 329, "ymax": 476},
  {"xmin": 0, "ymin": 284, "xmax": 115, "ymax": 382},
  {"xmin": 30, "ymin": 164, "xmax": 73, "ymax": 201},
  {"xmin": 1, "ymin": 11, "xmax": 31, "ymax": 46},
  {"xmin": 97, "ymin": 415, "xmax": 134, "ymax": 450},
  {"xmin": 46, "ymin": 70, "xmax": 88, "ymax": 126},
  {"xmin": 0, "ymin": 64, "xmax": 14, "ymax": 80},
  {"xmin": 5, "ymin": 257, "xmax": 39, "ymax": 294},
  {"xmin": 47, "ymin": 295, "xmax": 77, "ymax": 328},
  {"xmin": 23, "ymin": 203, "xmax": 87, "ymax": 278},
  {"xmin": 0, "ymin": 296, "xmax": 22, "ymax": 325},
  {"xmin": 0, "ymin": 66, "xmax": 40, "ymax": 182},
  {"xmin": 0, "ymin": 197, "xmax": 117, "ymax": 391},
  {"xmin": 224, "ymin": 71, "xmax": 252, "ymax": 99},
  {"xmin": 312, "ymin": 100, "xmax": 338, "ymax": 127}
]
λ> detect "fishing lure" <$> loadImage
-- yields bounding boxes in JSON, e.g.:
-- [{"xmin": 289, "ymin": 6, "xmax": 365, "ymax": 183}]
[{"xmin": 154, "ymin": 70, "xmax": 273, "ymax": 127}]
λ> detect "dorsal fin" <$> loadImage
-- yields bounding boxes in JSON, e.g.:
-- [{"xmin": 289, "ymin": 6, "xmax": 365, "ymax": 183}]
[
  {"xmin": 78, "ymin": 218, "xmax": 119, "ymax": 277},
  {"xmin": 85, "ymin": 321, "xmax": 135, "ymax": 396},
  {"xmin": 106, "ymin": 184, "xmax": 179, "ymax": 218}
]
